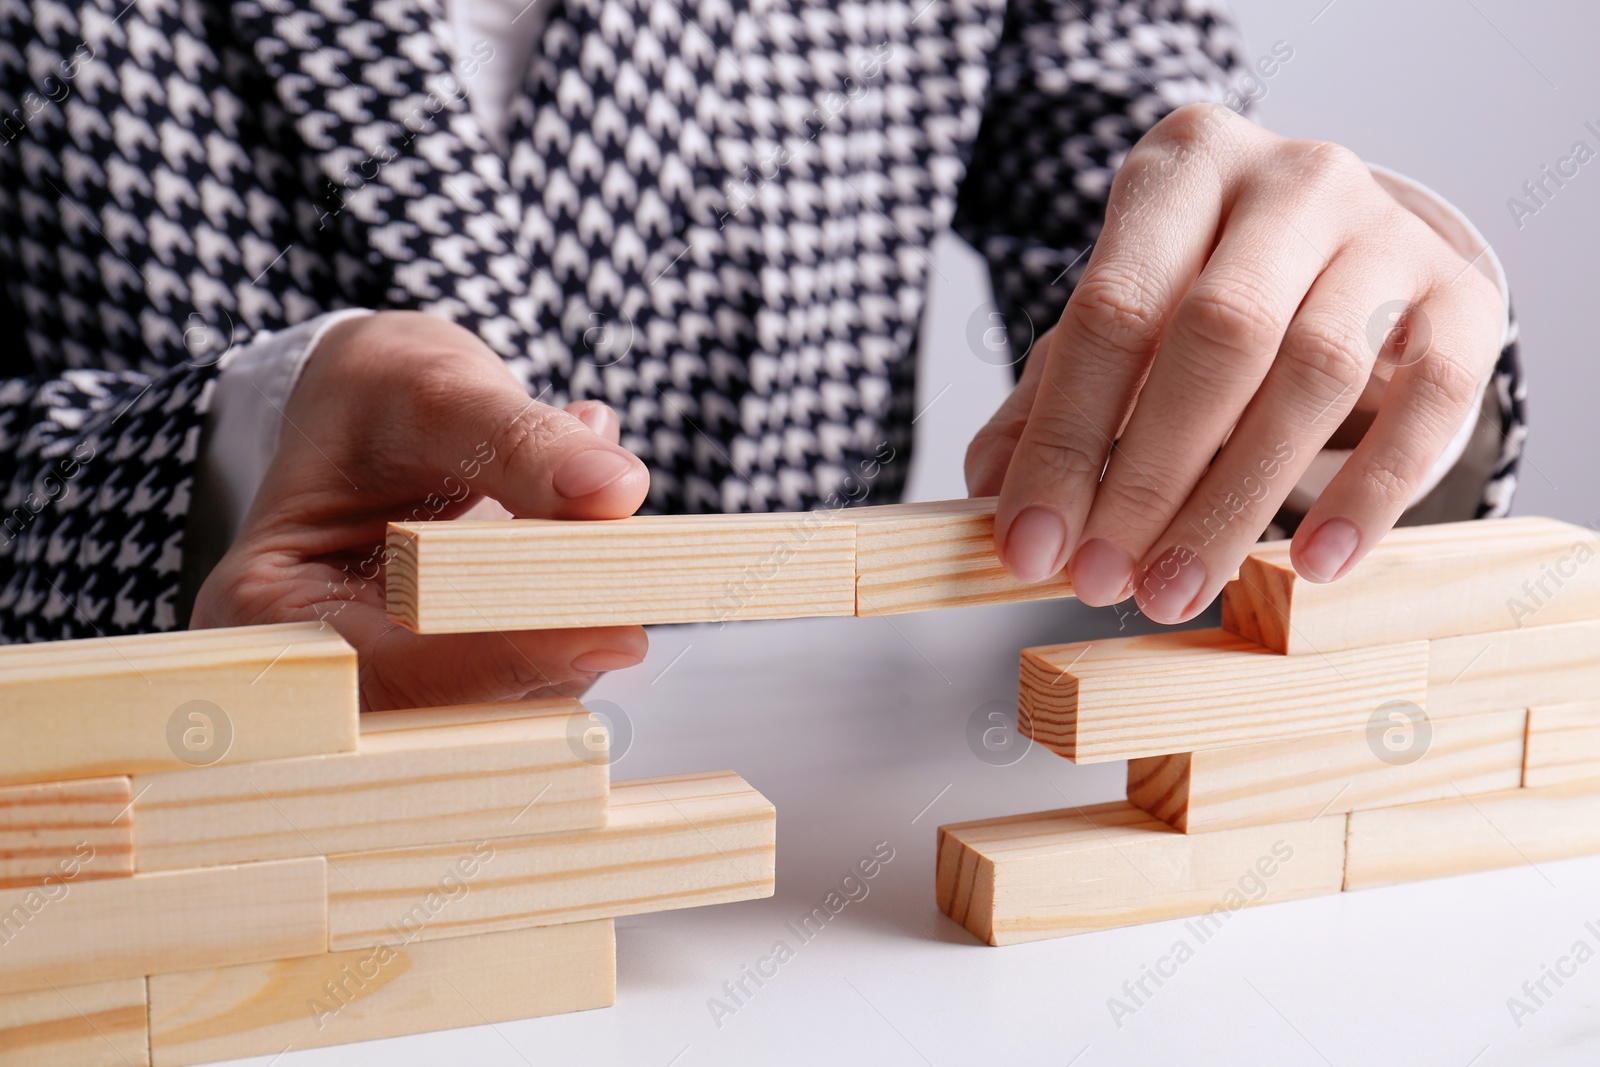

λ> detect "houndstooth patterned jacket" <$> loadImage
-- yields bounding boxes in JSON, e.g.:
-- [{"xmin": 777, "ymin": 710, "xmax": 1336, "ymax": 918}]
[{"xmin": 0, "ymin": 0, "xmax": 1525, "ymax": 642}]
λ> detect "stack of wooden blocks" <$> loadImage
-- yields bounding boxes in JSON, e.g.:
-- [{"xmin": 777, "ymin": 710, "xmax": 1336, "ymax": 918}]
[
  {"xmin": 0, "ymin": 623, "xmax": 775, "ymax": 1065},
  {"xmin": 937, "ymin": 517, "xmax": 1600, "ymax": 945}
]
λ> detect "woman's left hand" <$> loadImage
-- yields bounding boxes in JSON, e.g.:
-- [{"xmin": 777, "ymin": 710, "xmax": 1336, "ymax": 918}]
[{"xmin": 966, "ymin": 104, "xmax": 1504, "ymax": 623}]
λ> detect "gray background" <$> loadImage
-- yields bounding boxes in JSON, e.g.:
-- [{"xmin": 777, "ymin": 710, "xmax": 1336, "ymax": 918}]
[{"xmin": 907, "ymin": 0, "xmax": 1599, "ymax": 525}]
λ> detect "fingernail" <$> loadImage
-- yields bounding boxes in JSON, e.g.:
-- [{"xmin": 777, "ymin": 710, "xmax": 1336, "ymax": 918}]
[
  {"xmin": 1299, "ymin": 518, "xmax": 1361, "ymax": 583},
  {"xmin": 571, "ymin": 648, "xmax": 644, "ymax": 673},
  {"xmin": 1003, "ymin": 506, "xmax": 1069, "ymax": 584},
  {"xmin": 1071, "ymin": 539, "xmax": 1135, "ymax": 606},
  {"xmin": 1135, "ymin": 547, "xmax": 1207, "ymax": 624},
  {"xmin": 553, "ymin": 448, "xmax": 635, "ymax": 499}
]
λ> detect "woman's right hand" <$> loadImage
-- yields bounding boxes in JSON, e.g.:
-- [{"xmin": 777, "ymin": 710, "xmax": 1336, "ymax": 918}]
[{"xmin": 191, "ymin": 311, "xmax": 651, "ymax": 711}]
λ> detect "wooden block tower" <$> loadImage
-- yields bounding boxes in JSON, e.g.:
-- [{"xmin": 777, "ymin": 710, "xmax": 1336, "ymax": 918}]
[
  {"xmin": 0, "ymin": 622, "xmax": 775, "ymax": 1064},
  {"xmin": 937, "ymin": 517, "xmax": 1600, "ymax": 945}
]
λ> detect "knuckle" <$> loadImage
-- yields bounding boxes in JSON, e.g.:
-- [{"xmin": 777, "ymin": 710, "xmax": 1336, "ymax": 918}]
[
  {"xmin": 1143, "ymin": 103, "xmax": 1230, "ymax": 157},
  {"xmin": 1281, "ymin": 316, "xmax": 1370, "ymax": 404},
  {"xmin": 1174, "ymin": 280, "xmax": 1283, "ymax": 372},
  {"xmin": 1096, "ymin": 472, "xmax": 1183, "ymax": 529},
  {"xmin": 1019, "ymin": 418, "xmax": 1105, "ymax": 485},
  {"xmin": 1412, "ymin": 352, "xmax": 1481, "ymax": 414},
  {"xmin": 491, "ymin": 403, "xmax": 583, "ymax": 476},
  {"xmin": 1359, "ymin": 447, "xmax": 1416, "ymax": 509},
  {"xmin": 1285, "ymin": 139, "xmax": 1368, "ymax": 191},
  {"xmin": 1067, "ymin": 269, "xmax": 1168, "ymax": 355}
]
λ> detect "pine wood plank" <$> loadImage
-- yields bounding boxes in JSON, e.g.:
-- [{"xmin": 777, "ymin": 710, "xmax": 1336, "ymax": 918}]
[
  {"xmin": 148, "ymin": 919, "xmax": 613, "ymax": 1067},
  {"xmin": 0, "ymin": 622, "xmax": 357, "ymax": 786},
  {"xmin": 1428, "ymin": 619, "xmax": 1600, "ymax": 716},
  {"xmin": 1127, "ymin": 708, "xmax": 1526, "ymax": 833},
  {"xmin": 1344, "ymin": 781, "xmax": 1600, "ymax": 890},
  {"xmin": 386, "ymin": 513, "xmax": 857, "ymax": 632},
  {"xmin": 848, "ymin": 497, "xmax": 1075, "ymax": 615},
  {"xmin": 0, "ymin": 978, "xmax": 148, "ymax": 1067},
  {"xmin": 1524, "ymin": 702, "xmax": 1600, "ymax": 787},
  {"xmin": 0, "ymin": 857, "xmax": 326, "ymax": 994},
  {"xmin": 1019, "ymin": 629, "xmax": 1430, "ymax": 763},
  {"xmin": 326, "ymin": 770, "xmax": 774, "ymax": 950},
  {"xmin": 131, "ymin": 699, "xmax": 608, "ymax": 872},
  {"xmin": 936, "ymin": 801, "xmax": 1347, "ymax": 946},
  {"xmin": 1222, "ymin": 517, "xmax": 1600, "ymax": 655},
  {"xmin": 0, "ymin": 778, "xmax": 133, "ymax": 889}
]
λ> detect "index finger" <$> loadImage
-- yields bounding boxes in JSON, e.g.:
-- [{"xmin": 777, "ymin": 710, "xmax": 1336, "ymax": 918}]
[{"xmin": 994, "ymin": 105, "xmax": 1260, "ymax": 582}]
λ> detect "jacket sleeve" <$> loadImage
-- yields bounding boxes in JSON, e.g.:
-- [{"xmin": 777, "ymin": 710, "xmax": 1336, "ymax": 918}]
[{"xmin": 0, "ymin": 277, "xmax": 221, "ymax": 641}]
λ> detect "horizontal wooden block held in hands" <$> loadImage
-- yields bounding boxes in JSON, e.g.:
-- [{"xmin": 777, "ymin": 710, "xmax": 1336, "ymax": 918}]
[
  {"xmin": 1524, "ymin": 702, "xmax": 1600, "ymax": 787},
  {"xmin": 326, "ymin": 770, "xmax": 775, "ymax": 950},
  {"xmin": 147, "ymin": 920, "xmax": 615, "ymax": 1067},
  {"xmin": 1344, "ymin": 780, "xmax": 1600, "ymax": 891},
  {"xmin": 131, "ymin": 699, "xmax": 609, "ymax": 872},
  {"xmin": 0, "ymin": 857, "xmax": 326, "ymax": 995},
  {"xmin": 850, "ymin": 498, "xmax": 1074, "ymax": 615},
  {"xmin": 1018, "ymin": 629, "xmax": 1430, "ymax": 763},
  {"xmin": 0, "ymin": 622, "xmax": 358, "ymax": 787},
  {"xmin": 1222, "ymin": 517, "xmax": 1600, "ymax": 655},
  {"xmin": 0, "ymin": 777, "xmax": 133, "ymax": 889},
  {"xmin": 936, "ymin": 801, "xmax": 1347, "ymax": 946},
  {"xmin": 386, "ymin": 512, "xmax": 858, "ymax": 631},
  {"xmin": 1127, "ymin": 708, "xmax": 1527, "ymax": 833},
  {"xmin": 384, "ymin": 497, "xmax": 1081, "ymax": 632},
  {"xmin": 1428, "ymin": 618, "xmax": 1600, "ymax": 716},
  {"xmin": 0, "ymin": 977, "xmax": 149, "ymax": 1067}
]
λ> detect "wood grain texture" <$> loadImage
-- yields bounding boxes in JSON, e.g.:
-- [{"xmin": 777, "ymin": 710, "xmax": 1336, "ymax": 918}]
[
  {"xmin": 1524, "ymin": 702, "xmax": 1600, "ymax": 787},
  {"xmin": 936, "ymin": 801, "xmax": 1346, "ymax": 946},
  {"xmin": 1222, "ymin": 517, "xmax": 1600, "ymax": 654},
  {"xmin": 849, "ymin": 497, "xmax": 1075, "ymax": 615},
  {"xmin": 386, "ymin": 513, "xmax": 857, "ymax": 631},
  {"xmin": 131, "ymin": 699, "xmax": 608, "ymax": 872},
  {"xmin": 1345, "ymin": 781, "xmax": 1600, "ymax": 890},
  {"xmin": 0, "ymin": 622, "xmax": 357, "ymax": 786},
  {"xmin": 0, "ymin": 778, "xmax": 133, "ymax": 889},
  {"xmin": 1019, "ymin": 629, "xmax": 1430, "ymax": 763},
  {"xmin": 1428, "ymin": 619, "xmax": 1600, "ymax": 716},
  {"xmin": 0, "ymin": 978, "xmax": 148, "ymax": 1067},
  {"xmin": 327, "ymin": 770, "xmax": 774, "ymax": 949},
  {"xmin": 1127, "ymin": 709, "xmax": 1527, "ymax": 833},
  {"xmin": 0, "ymin": 857, "xmax": 326, "ymax": 994},
  {"xmin": 148, "ymin": 919, "xmax": 614, "ymax": 1067},
  {"xmin": 386, "ymin": 499, "xmax": 1097, "ymax": 632}
]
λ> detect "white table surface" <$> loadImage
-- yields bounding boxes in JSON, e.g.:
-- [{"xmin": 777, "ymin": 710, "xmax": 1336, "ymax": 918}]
[{"xmin": 229, "ymin": 595, "xmax": 1600, "ymax": 1067}]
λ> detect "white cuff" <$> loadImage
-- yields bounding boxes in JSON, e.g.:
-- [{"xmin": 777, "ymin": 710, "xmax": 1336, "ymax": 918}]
[
  {"xmin": 1283, "ymin": 164, "xmax": 1509, "ymax": 516},
  {"xmin": 187, "ymin": 309, "xmax": 373, "ymax": 568}
]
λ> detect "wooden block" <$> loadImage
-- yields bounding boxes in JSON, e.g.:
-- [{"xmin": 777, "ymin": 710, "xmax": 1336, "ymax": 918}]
[
  {"xmin": 1429, "ymin": 619, "xmax": 1600, "ymax": 716},
  {"xmin": 848, "ymin": 497, "xmax": 1075, "ymax": 615},
  {"xmin": 148, "ymin": 919, "xmax": 613, "ymax": 1067},
  {"xmin": 386, "ymin": 513, "xmax": 856, "ymax": 632},
  {"xmin": 1345, "ymin": 781, "xmax": 1600, "ymax": 890},
  {"xmin": 327, "ymin": 770, "xmax": 774, "ymax": 949},
  {"xmin": 0, "ymin": 857, "xmax": 326, "ymax": 994},
  {"xmin": 0, "ymin": 778, "xmax": 133, "ymax": 889},
  {"xmin": 1128, "ymin": 708, "xmax": 1526, "ymax": 833},
  {"xmin": 0, "ymin": 978, "xmax": 148, "ymax": 1066},
  {"xmin": 1223, "ymin": 517, "xmax": 1600, "ymax": 655},
  {"xmin": 131, "ymin": 699, "xmax": 608, "ymax": 872},
  {"xmin": 0, "ymin": 622, "xmax": 357, "ymax": 786},
  {"xmin": 1019, "ymin": 629, "xmax": 1430, "ymax": 763},
  {"xmin": 936, "ymin": 801, "xmax": 1347, "ymax": 946},
  {"xmin": 1524, "ymin": 702, "xmax": 1600, "ymax": 787}
]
